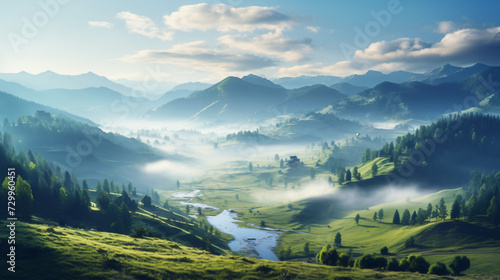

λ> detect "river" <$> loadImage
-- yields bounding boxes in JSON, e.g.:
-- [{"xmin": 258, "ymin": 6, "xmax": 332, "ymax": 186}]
[{"xmin": 172, "ymin": 191, "xmax": 281, "ymax": 261}]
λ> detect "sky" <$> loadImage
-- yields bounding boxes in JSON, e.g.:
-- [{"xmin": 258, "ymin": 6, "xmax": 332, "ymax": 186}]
[{"xmin": 1, "ymin": 0, "xmax": 500, "ymax": 84}]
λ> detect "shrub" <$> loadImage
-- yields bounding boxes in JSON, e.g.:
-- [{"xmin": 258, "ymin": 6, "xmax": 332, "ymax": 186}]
[
  {"xmin": 405, "ymin": 236, "xmax": 415, "ymax": 248},
  {"xmin": 316, "ymin": 245, "xmax": 338, "ymax": 266},
  {"xmin": 428, "ymin": 262, "xmax": 449, "ymax": 275},
  {"xmin": 449, "ymin": 256, "xmax": 470, "ymax": 275},
  {"xmin": 374, "ymin": 256, "xmax": 388, "ymax": 270},
  {"xmin": 387, "ymin": 258, "xmax": 399, "ymax": 271},
  {"xmin": 338, "ymin": 253, "xmax": 350, "ymax": 267},
  {"xmin": 398, "ymin": 258, "xmax": 410, "ymax": 271},
  {"xmin": 355, "ymin": 254, "xmax": 375, "ymax": 269},
  {"xmin": 408, "ymin": 255, "xmax": 430, "ymax": 274}
]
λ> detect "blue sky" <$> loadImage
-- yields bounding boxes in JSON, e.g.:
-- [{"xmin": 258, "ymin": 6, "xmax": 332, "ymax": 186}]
[{"xmin": 1, "ymin": 0, "xmax": 500, "ymax": 83}]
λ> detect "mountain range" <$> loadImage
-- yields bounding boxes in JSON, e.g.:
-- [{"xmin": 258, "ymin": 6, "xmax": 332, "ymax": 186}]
[
  {"xmin": 0, "ymin": 71, "xmax": 140, "ymax": 96},
  {"xmin": 273, "ymin": 63, "xmax": 493, "ymax": 89},
  {"xmin": 0, "ymin": 79, "xmax": 152, "ymax": 122},
  {"xmin": 148, "ymin": 76, "xmax": 348, "ymax": 122},
  {"xmin": 325, "ymin": 66, "xmax": 500, "ymax": 121}
]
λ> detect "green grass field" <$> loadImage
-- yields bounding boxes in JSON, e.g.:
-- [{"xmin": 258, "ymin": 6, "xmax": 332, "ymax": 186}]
[{"xmin": 3, "ymin": 220, "xmax": 487, "ymax": 280}]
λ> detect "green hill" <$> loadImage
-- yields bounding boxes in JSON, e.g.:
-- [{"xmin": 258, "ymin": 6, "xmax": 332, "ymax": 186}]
[
  {"xmin": 0, "ymin": 219, "xmax": 489, "ymax": 280},
  {"xmin": 326, "ymin": 66, "xmax": 500, "ymax": 122}
]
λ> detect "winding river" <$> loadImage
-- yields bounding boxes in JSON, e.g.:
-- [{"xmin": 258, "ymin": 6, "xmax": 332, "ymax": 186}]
[
  {"xmin": 207, "ymin": 210, "xmax": 281, "ymax": 261},
  {"xmin": 172, "ymin": 191, "xmax": 281, "ymax": 261}
]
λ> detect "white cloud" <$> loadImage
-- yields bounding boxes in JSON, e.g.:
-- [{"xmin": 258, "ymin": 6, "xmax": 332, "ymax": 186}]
[
  {"xmin": 120, "ymin": 41, "xmax": 277, "ymax": 72},
  {"xmin": 278, "ymin": 26, "xmax": 500, "ymax": 77},
  {"xmin": 117, "ymin": 11, "xmax": 173, "ymax": 40},
  {"xmin": 306, "ymin": 26, "xmax": 320, "ymax": 33},
  {"xmin": 163, "ymin": 3, "xmax": 295, "ymax": 32},
  {"xmin": 436, "ymin": 21, "xmax": 457, "ymax": 34},
  {"xmin": 88, "ymin": 21, "xmax": 113, "ymax": 29},
  {"xmin": 218, "ymin": 31, "xmax": 312, "ymax": 61}
]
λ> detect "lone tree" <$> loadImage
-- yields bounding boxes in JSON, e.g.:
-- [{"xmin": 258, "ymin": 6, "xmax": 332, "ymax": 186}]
[
  {"xmin": 355, "ymin": 213, "xmax": 361, "ymax": 225},
  {"xmin": 449, "ymin": 256, "xmax": 470, "ymax": 275},
  {"xmin": 451, "ymin": 198, "xmax": 461, "ymax": 219},
  {"xmin": 248, "ymin": 162, "xmax": 253, "ymax": 172},
  {"xmin": 304, "ymin": 242, "xmax": 310, "ymax": 254},
  {"xmin": 373, "ymin": 212, "xmax": 378, "ymax": 221},
  {"xmin": 185, "ymin": 205, "xmax": 190, "ymax": 214},
  {"xmin": 380, "ymin": 246, "xmax": 389, "ymax": 255},
  {"xmin": 176, "ymin": 180, "xmax": 180, "ymax": 190},
  {"xmin": 393, "ymin": 209, "xmax": 400, "ymax": 224},
  {"xmin": 334, "ymin": 232, "xmax": 342, "ymax": 247},
  {"xmin": 141, "ymin": 195, "xmax": 152, "ymax": 208},
  {"xmin": 378, "ymin": 208, "xmax": 384, "ymax": 222}
]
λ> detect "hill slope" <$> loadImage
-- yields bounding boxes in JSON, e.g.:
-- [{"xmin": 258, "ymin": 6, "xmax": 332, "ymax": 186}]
[
  {"xmin": 149, "ymin": 76, "xmax": 288, "ymax": 121},
  {"xmin": 0, "ymin": 220, "xmax": 485, "ymax": 280}
]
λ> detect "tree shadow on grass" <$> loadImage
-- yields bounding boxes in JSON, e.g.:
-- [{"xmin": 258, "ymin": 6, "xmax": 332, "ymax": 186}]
[{"xmin": 357, "ymin": 224, "xmax": 379, "ymax": 228}]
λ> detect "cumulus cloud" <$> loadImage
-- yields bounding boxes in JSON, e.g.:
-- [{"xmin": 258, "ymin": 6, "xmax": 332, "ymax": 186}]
[
  {"xmin": 306, "ymin": 26, "xmax": 320, "ymax": 33},
  {"xmin": 218, "ymin": 31, "xmax": 312, "ymax": 61},
  {"xmin": 163, "ymin": 3, "xmax": 295, "ymax": 32},
  {"xmin": 88, "ymin": 21, "xmax": 113, "ymax": 28},
  {"xmin": 278, "ymin": 26, "xmax": 500, "ymax": 77},
  {"xmin": 436, "ymin": 21, "xmax": 457, "ymax": 34},
  {"xmin": 121, "ymin": 41, "xmax": 277, "ymax": 72},
  {"xmin": 117, "ymin": 11, "xmax": 173, "ymax": 40}
]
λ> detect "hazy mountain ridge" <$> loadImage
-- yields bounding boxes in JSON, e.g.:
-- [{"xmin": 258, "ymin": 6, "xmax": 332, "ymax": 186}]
[
  {"xmin": 325, "ymin": 66, "xmax": 500, "ymax": 122},
  {"xmin": 0, "ymin": 91, "xmax": 94, "ymax": 125},
  {"xmin": 0, "ymin": 70, "xmax": 138, "ymax": 96},
  {"xmin": 0, "ymin": 79, "xmax": 153, "ymax": 122}
]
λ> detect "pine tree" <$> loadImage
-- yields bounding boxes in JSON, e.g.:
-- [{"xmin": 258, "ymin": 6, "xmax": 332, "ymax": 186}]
[
  {"xmin": 378, "ymin": 208, "xmax": 384, "ymax": 221},
  {"xmin": 345, "ymin": 169, "xmax": 352, "ymax": 181},
  {"xmin": 487, "ymin": 196, "xmax": 500, "ymax": 225},
  {"xmin": 438, "ymin": 198, "xmax": 448, "ymax": 220},
  {"xmin": 371, "ymin": 162, "xmax": 378, "ymax": 177},
  {"xmin": 103, "ymin": 179, "xmax": 110, "ymax": 193},
  {"xmin": 426, "ymin": 203, "xmax": 433, "ymax": 221},
  {"xmin": 451, "ymin": 198, "xmax": 461, "ymax": 219},
  {"xmin": 393, "ymin": 209, "xmax": 400, "ymax": 224},
  {"xmin": 248, "ymin": 162, "xmax": 253, "ymax": 172},
  {"xmin": 401, "ymin": 209, "xmax": 411, "ymax": 225},
  {"xmin": 373, "ymin": 212, "xmax": 378, "ymax": 221},
  {"xmin": 411, "ymin": 211, "xmax": 417, "ymax": 225},
  {"xmin": 355, "ymin": 213, "xmax": 360, "ymax": 225},
  {"xmin": 335, "ymin": 232, "xmax": 342, "ymax": 247}
]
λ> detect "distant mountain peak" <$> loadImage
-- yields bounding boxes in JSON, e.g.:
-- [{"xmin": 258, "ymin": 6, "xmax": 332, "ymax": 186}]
[
  {"xmin": 242, "ymin": 74, "xmax": 283, "ymax": 89},
  {"xmin": 39, "ymin": 70, "xmax": 58, "ymax": 75}
]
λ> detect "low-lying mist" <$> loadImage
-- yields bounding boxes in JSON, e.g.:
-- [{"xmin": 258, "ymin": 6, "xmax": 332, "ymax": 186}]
[{"xmin": 255, "ymin": 179, "xmax": 434, "ymax": 212}]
